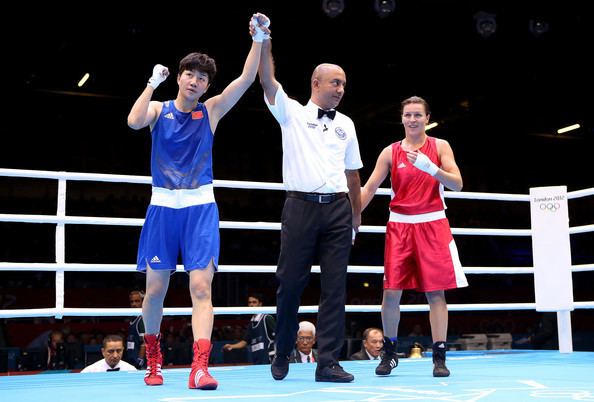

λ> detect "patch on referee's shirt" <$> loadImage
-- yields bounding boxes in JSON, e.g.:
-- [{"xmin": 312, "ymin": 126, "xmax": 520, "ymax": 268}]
[
  {"xmin": 335, "ymin": 127, "xmax": 347, "ymax": 140},
  {"xmin": 307, "ymin": 122, "xmax": 318, "ymax": 129}
]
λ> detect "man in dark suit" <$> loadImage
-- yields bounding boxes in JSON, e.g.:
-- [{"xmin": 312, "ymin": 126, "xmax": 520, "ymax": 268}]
[
  {"xmin": 289, "ymin": 321, "xmax": 318, "ymax": 363},
  {"xmin": 350, "ymin": 328, "xmax": 384, "ymax": 360}
]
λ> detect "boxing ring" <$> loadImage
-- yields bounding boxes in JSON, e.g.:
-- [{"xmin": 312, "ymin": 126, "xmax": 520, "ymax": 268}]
[{"xmin": 1, "ymin": 167, "xmax": 594, "ymax": 401}]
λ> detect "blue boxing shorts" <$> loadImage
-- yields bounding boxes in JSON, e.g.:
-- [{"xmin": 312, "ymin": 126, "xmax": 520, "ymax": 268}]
[{"xmin": 136, "ymin": 202, "xmax": 220, "ymax": 272}]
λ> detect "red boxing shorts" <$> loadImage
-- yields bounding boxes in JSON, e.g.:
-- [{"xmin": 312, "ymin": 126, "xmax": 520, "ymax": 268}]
[{"xmin": 384, "ymin": 213, "xmax": 468, "ymax": 292}]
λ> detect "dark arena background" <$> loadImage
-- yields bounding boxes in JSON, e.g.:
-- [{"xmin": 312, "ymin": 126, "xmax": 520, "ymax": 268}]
[{"xmin": 1, "ymin": 1, "xmax": 593, "ymax": 400}]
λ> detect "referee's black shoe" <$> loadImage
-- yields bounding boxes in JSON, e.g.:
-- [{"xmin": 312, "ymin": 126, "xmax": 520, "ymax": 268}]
[
  {"xmin": 271, "ymin": 354, "xmax": 289, "ymax": 380},
  {"xmin": 315, "ymin": 363, "xmax": 354, "ymax": 382}
]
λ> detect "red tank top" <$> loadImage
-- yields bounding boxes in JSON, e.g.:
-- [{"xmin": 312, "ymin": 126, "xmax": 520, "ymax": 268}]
[{"xmin": 389, "ymin": 136, "xmax": 445, "ymax": 215}]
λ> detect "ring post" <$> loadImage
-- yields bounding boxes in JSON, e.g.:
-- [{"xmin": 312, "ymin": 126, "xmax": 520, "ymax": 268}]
[{"xmin": 55, "ymin": 177, "xmax": 67, "ymax": 319}]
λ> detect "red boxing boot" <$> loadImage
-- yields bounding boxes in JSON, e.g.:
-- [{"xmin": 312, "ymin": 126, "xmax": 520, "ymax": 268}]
[
  {"xmin": 144, "ymin": 333, "xmax": 163, "ymax": 386},
  {"xmin": 188, "ymin": 339, "xmax": 218, "ymax": 390}
]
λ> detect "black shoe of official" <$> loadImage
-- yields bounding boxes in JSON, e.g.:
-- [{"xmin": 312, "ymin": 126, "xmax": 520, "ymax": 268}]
[
  {"xmin": 432, "ymin": 341, "xmax": 450, "ymax": 377},
  {"xmin": 271, "ymin": 354, "xmax": 290, "ymax": 380},
  {"xmin": 315, "ymin": 363, "xmax": 354, "ymax": 383},
  {"xmin": 375, "ymin": 336, "xmax": 399, "ymax": 376}
]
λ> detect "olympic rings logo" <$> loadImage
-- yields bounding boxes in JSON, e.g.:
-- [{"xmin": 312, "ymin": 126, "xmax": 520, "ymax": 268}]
[{"xmin": 540, "ymin": 202, "xmax": 561, "ymax": 212}]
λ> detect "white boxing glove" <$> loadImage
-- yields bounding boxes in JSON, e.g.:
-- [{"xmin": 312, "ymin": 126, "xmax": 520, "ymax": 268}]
[
  {"xmin": 147, "ymin": 64, "xmax": 169, "ymax": 89},
  {"xmin": 413, "ymin": 151, "xmax": 439, "ymax": 176},
  {"xmin": 251, "ymin": 14, "xmax": 270, "ymax": 42}
]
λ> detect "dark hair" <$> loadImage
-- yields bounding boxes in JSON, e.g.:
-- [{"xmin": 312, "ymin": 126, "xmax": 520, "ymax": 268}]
[
  {"xmin": 362, "ymin": 327, "xmax": 383, "ymax": 341},
  {"xmin": 102, "ymin": 334, "xmax": 124, "ymax": 348},
  {"xmin": 179, "ymin": 52, "xmax": 217, "ymax": 83},
  {"xmin": 248, "ymin": 292, "xmax": 264, "ymax": 303},
  {"xmin": 400, "ymin": 96, "xmax": 431, "ymax": 115}
]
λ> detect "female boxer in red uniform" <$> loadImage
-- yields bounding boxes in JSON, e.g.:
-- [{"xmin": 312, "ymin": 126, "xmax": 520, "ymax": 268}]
[{"xmin": 361, "ymin": 96, "xmax": 468, "ymax": 378}]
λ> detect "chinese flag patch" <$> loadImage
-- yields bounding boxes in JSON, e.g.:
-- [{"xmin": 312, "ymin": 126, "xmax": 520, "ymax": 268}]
[{"xmin": 192, "ymin": 110, "xmax": 204, "ymax": 120}]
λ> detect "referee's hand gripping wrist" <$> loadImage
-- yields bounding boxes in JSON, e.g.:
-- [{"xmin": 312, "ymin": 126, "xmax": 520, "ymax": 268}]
[{"xmin": 250, "ymin": 13, "xmax": 270, "ymax": 42}]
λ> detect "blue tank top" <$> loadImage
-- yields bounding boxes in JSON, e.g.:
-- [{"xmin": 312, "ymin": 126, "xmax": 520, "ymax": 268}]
[{"xmin": 150, "ymin": 101, "xmax": 214, "ymax": 189}]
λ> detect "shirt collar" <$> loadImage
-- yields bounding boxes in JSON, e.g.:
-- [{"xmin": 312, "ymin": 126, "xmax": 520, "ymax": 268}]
[
  {"xmin": 298, "ymin": 350, "xmax": 312, "ymax": 362},
  {"xmin": 365, "ymin": 349, "xmax": 379, "ymax": 360},
  {"xmin": 306, "ymin": 100, "xmax": 336, "ymax": 119}
]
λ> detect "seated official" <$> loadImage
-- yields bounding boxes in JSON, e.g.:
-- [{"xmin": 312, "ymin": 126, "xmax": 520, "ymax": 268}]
[
  {"xmin": 289, "ymin": 321, "xmax": 318, "ymax": 363},
  {"xmin": 81, "ymin": 334, "xmax": 137, "ymax": 373},
  {"xmin": 125, "ymin": 290, "xmax": 146, "ymax": 369},
  {"xmin": 350, "ymin": 327, "xmax": 384, "ymax": 360},
  {"xmin": 222, "ymin": 292, "xmax": 276, "ymax": 364}
]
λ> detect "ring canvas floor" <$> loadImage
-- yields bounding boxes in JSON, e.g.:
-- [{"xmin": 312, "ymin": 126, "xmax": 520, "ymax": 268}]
[{"xmin": 1, "ymin": 350, "xmax": 593, "ymax": 402}]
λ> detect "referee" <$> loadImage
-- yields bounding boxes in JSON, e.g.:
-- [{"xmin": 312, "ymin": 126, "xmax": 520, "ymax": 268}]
[{"xmin": 257, "ymin": 28, "xmax": 362, "ymax": 384}]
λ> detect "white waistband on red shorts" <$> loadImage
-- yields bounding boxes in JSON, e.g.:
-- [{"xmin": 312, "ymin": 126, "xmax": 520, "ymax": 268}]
[
  {"xmin": 150, "ymin": 184, "xmax": 215, "ymax": 209},
  {"xmin": 389, "ymin": 210, "xmax": 446, "ymax": 224}
]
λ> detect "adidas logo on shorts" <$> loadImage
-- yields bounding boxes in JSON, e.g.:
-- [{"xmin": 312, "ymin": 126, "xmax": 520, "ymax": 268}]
[{"xmin": 150, "ymin": 255, "xmax": 161, "ymax": 263}]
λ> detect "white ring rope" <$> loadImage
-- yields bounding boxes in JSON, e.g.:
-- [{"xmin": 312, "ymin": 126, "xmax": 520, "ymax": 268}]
[
  {"xmin": 2, "ymin": 167, "xmax": 593, "ymax": 200},
  {"xmin": 1, "ymin": 168, "xmax": 593, "ymax": 322},
  {"xmin": 3, "ymin": 301, "xmax": 594, "ymax": 320},
  {"xmin": 1, "ymin": 262, "xmax": 594, "ymax": 274},
  {"xmin": 1, "ymin": 213, "xmax": 593, "ymax": 237}
]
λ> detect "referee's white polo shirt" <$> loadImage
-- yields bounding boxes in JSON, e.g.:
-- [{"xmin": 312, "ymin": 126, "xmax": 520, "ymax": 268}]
[
  {"xmin": 80, "ymin": 358, "xmax": 137, "ymax": 373},
  {"xmin": 265, "ymin": 85, "xmax": 363, "ymax": 193}
]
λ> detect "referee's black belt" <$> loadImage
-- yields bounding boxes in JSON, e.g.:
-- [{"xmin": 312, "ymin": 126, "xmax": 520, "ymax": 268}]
[{"xmin": 286, "ymin": 191, "xmax": 347, "ymax": 204}]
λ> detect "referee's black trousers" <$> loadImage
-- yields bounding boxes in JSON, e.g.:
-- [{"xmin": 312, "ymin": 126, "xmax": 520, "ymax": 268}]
[{"xmin": 274, "ymin": 195, "xmax": 352, "ymax": 367}]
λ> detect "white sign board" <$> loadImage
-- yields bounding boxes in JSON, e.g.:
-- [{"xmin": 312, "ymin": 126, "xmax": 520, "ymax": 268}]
[{"xmin": 530, "ymin": 186, "xmax": 574, "ymax": 311}]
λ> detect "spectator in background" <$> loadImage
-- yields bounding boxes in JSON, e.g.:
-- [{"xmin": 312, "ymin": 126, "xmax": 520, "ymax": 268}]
[
  {"xmin": 0, "ymin": 294, "xmax": 10, "ymax": 347},
  {"xmin": 223, "ymin": 292, "xmax": 276, "ymax": 364},
  {"xmin": 81, "ymin": 334, "xmax": 137, "ymax": 373},
  {"xmin": 350, "ymin": 328, "xmax": 384, "ymax": 360},
  {"xmin": 408, "ymin": 324, "xmax": 424, "ymax": 337},
  {"xmin": 515, "ymin": 312, "xmax": 558, "ymax": 350},
  {"xmin": 44, "ymin": 329, "xmax": 66, "ymax": 370},
  {"xmin": 289, "ymin": 321, "xmax": 318, "ymax": 363},
  {"xmin": 125, "ymin": 290, "xmax": 146, "ymax": 368},
  {"xmin": 0, "ymin": 319, "xmax": 5, "ymax": 349}
]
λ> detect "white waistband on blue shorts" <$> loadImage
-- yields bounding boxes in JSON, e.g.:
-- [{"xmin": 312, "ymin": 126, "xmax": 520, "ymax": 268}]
[
  {"xmin": 150, "ymin": 185, "xmax": 215, "ymax": 209},
  {"xmin": 389, "ymin": 210, "xmax": 446, "ymax": 224}
]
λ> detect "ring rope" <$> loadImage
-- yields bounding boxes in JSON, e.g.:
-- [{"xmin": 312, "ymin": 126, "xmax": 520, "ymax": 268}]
[
  {"xmin": 3, "ymin": 167, "xmax": 593, "ymax": 200},
  {"xmin": 1, "ymin": 168, "xmax": 593, "ymax": 322},
  {"xmin": 3, "ymin": 301, "xmax": 594, "ymax": 319},
  {"xmin": 1, "ymin": 216, "xmax": 593, "ymax": 237},
  {"xmin": 1, "ymin": 262, "xmax": 593, "ymax": 274}
]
